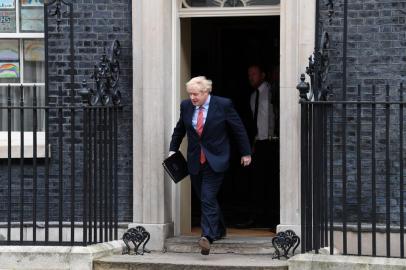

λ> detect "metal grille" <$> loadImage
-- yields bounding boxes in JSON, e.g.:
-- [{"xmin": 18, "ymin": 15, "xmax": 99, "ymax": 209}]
[
  {"xmin": 0, "ymin": 85, "xmax": 121, "ymax": 245},
  {"xmin": 299, "ymin": 0, "xmax": 406, "ymax": 258}
]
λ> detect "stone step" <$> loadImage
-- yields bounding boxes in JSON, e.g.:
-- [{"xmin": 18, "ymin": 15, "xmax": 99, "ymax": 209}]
[
  {"xmin": 165, "ymin": 236, "xmax": 276, "ymax": 255},
  {"xmin": 93, "ymin": 252, "xmax": 288, "ymax": 270}
]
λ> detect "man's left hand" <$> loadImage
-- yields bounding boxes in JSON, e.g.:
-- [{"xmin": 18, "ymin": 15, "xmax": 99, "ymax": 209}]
[{"xmin": 241, "ymin": 155, "xmax": 252, "ymax": 167}]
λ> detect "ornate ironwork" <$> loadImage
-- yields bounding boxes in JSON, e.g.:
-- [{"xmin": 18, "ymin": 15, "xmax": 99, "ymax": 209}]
[
  {"xmin": 80, "ymin": 40, "xmax": 121, "ymax": 106},
  {"xmin": 122, "ymin": 226, "xmax": 151, "ymax": 255},
  {"xmin": 326, "ymin": 0, "xmax": 334, "ymax": 24},
  {"xmin": 46, "ymin": 0, "xmax": 71, "ymax": 32},
  {"xmin": 305, "ymin": 31, "xmax": 331, "ymax": 101},
  {"xmin": 272, "ymin": 230, "xmax": 300, "ymax": 260},
  {"xmin": 297, "ymin": 74, "xmax": 310, "ymax": 101},
  {"xmin": 298, "ymin": 1, "xmax": 334, "ymax": 101}
]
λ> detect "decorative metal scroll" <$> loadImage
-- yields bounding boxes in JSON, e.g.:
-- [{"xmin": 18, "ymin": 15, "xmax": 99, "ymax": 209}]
[
  {"xmin": 298, "ymin": 0, "xmax": 335, "ymax": 101},
  {"xmin": 80, "ymin": 40, "xmax": 122, "ymax": 106},
  {"xmin": 272, "ymin": 230, "xmax": 300, "ymax": 260},
  {"xmin": 305, "ymin": 31, "xmax": 331, "ymax": 101},
  {"xmin": 181, "ymin": 0, "xmax": 280, "ymax": 8},
  {"xmin": 326, "ymin": 0, "xmax": 334, "ymax": 24},
  {"xmin": 46, "ymin": 0, "xmax": 72, "ymax": 32},
  {"xmin": 122, "ymin": 226, "xmax": 151, "ymax": 255}
]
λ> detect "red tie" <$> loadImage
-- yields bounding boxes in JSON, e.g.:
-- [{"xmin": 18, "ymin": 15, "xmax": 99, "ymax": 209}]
[{"xmin": 196, "ymin": 107, "xmax": 206, "ymax": 164}]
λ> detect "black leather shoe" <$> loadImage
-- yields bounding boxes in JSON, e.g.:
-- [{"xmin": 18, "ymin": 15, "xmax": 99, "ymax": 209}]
[
  {"xmin": 214, "ymin": 232, "xmax": 227, "ymax": 241},
  {"xmin": 198, "ymin": 237, "xmax": 211, "ymax": 255}
]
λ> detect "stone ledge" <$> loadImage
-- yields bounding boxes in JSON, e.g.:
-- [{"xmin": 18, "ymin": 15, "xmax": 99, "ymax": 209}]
[
  {"xmin": 94, "ymin": 252, "xmax": 289, "ymax": 270},
  {"xmin": 128, "ymin": 223, "xmax": 174, "ymax": 251},
  {"xmin": 165, "ymin": 236, "xmax": 276, "ymax": 255},
  {"xmin": 289, "ymin": 253, "xmax": 406, "ymax": 270},
  {"xmin": 0, "ymin": 132, "xmax": 47, "ymax": 159},
  {"xmin": 0, "ymin": 240, "xmax": 126, "ymax": 270}
]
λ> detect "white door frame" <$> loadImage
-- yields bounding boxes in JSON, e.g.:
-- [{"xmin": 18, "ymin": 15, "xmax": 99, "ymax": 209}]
[{"xmin": 169, "ymin": 0, "xmax": 316, "ymax": 236}]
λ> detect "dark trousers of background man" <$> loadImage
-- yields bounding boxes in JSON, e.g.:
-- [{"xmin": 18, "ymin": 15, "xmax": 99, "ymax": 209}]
[
  {"xmin": 191, "ymin": 162, "xmax": 227, "ymax": 242},
  {"xmin": 250, "ymin": 139, "xmax": 280, "ymax": 228}
]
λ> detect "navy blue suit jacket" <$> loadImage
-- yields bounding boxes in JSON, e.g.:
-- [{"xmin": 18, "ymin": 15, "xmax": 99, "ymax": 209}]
[{"xmin": 169, "ymin": 96, "xmax": 252, "ymax": 175}]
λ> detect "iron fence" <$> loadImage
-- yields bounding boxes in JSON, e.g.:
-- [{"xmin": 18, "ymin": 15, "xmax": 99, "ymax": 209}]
[
  {"xmin": 300, "ymin": 82, "xmax": 406, "ymax": 258},
  {"xmin": 0, "ymin": 84, "xmax": 120, "ymax": 246}
]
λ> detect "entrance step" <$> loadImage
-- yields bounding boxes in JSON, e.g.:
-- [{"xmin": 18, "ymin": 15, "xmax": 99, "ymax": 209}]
[
  {"xmin": 93, "ymin": 252, "xmax": 288, "ymax": 270},
  {"xmin": 165, "ymin": 236, "xmax": 275, "ymax": 255}
]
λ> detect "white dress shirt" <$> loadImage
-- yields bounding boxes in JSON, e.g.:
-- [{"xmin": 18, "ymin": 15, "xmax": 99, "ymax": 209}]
[
  {"xmin": 250, "ymin": 81, "xmax": 275, "ymax": 140},
  {"xmin": 192, "ymin": 95, "xmax": 211, "ymax": 130}
]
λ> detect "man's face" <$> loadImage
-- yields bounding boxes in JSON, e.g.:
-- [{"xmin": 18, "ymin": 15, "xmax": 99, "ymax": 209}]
[
  {"xmin": 188, "ymin": 87, "xmax": 209, "ymax": 107},
  {"xmin": 248, "ymin": 66, "xmax": 265, "ymax": 89}
]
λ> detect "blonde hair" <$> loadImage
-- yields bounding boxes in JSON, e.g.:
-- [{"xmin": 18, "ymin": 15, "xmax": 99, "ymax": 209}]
[{"xmin": 186, "ymin": 76, "xmax": 212, "ymax": 93}]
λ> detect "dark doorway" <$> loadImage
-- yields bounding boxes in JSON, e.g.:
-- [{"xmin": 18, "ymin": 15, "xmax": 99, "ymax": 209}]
[{"xmin": 190, "ymin": 16, "xmax": 280, "ymax": 231}]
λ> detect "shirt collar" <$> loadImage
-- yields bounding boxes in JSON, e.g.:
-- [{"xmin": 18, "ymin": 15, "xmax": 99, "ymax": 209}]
[
  {"xmin": 197, "ymin": 95, "xmax": 211, "ymax": 110},
  {"xmin": 258, "ymin": 81, "xmax": 268, "ymax": 93}
]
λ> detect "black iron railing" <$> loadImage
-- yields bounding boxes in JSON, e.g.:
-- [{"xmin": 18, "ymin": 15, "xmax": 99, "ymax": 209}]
[
  {"xmin": 299, "ymin": 82, "xmax": 406, "ymax": 258},
  {"xmin": 0, "ymin": 84, "xmax": 120, "ymax": 246}
]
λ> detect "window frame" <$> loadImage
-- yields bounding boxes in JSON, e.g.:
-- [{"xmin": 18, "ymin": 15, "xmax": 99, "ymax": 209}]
[{"xmin": 0, "ymin": 0, "xmax": 46, "ymax": 158}]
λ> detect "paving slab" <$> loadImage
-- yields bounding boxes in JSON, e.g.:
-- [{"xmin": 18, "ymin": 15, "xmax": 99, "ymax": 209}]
[{"xmin": 289, "ymin": 254, "xmax": 406, "ymax": 270}]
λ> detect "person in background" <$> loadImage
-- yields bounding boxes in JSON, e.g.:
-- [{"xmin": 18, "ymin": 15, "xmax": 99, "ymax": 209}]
[{"xmin": 236, "ymin": 64, "xmax": 278, "ymax": 228}]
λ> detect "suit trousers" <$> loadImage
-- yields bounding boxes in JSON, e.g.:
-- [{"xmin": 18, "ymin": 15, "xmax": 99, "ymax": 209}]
[
  {"xmin": 250, "ymin": 139, "xmax": 279, "ymax": 226},
  {"xmin": 190, "ymin": 162, "xmax": 226, "ymax": 242}
]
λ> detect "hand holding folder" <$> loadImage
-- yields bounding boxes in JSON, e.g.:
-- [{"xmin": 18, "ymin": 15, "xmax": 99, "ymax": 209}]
[{"xmin": 162, "ymin": 151, "xmax": 189, "ymax": 183}]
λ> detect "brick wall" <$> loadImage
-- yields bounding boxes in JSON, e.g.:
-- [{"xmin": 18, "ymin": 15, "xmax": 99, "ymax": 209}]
[
  {"xmin": 318, "ymin": 0, "xmax": 406, "ymax": 225},
  {"xmin": 0, "ymin": 0, "xmax": 133, "ymax": 224}
]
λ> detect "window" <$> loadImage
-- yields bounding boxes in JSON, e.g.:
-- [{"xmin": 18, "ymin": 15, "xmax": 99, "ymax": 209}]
[{"xmin": 0, "ymin": 0, "xmax": 45, "ymax": 132}]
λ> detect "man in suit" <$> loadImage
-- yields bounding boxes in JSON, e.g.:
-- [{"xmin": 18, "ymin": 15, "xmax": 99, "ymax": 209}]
[
  {"xmin": 169, "ymin": 76, "xmax": 252, "ymax": 255},
  {"xmin": 237, "ymin": 64, "xmax": 278, "ymax": 228}
]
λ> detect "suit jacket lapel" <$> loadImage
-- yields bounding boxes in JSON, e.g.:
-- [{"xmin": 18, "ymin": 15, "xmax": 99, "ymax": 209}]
[
  {"xmin": 185, "ymin": 101, "xmax": 198, "ymax": 136},
  {"xmin": 201, "ymin": 96, "xmax": 216, "ymax": 137}
]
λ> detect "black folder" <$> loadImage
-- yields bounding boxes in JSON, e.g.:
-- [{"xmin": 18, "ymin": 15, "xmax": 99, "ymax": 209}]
[{"xmin": 162, "ymin": 151, "xmax": 189, "ymax": 183}]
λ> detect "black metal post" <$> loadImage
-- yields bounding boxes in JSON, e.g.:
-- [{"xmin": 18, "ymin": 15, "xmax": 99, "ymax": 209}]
[
  {"xmin": 300, "ymin": 102, "xmax": 308, "ymax": 253},
  {"xmin": 104, "ymin": 108, "xmax": 108, "ymax": 242},
  {"xmin": 19, "ymin": 85, "xmax": 24, "ymax": 243},
  {"xmin": 33, "ymin": 85, "xmax": 38, "ymax": 243},
  {"xmin": 43, "ymin": 0, "xmax": 50, "ymax": 244},
  {"xmin": 69, "ymin": 0, "xmax": 75, "ymax": 244},
  {"xmin": 313, "ymin": 104, "xmax": 321, "ymax": 253},
  {"xmin": 7, "ymin": 84, "xmax": 11, "ymax": 244},
  {"xmin": 58, "ymin": 87, "xmax": 63, "ymax": 243},
  {"xmin": 372, "ymin": 85, "xmax": 377, "ymax": 257},
  {"xmin": 83, "ymin": 107, "xmax": 88, "ymax": 246},
  {"xmin": 322, "ymin": 103, "xmax": 327, "ymax": 248},
  {"xmin": 385, "ymin": 85, "xmax": 391, "ymax": 258},
  {"xmin": 400, "ymin": 83, "xmax": 404, "ymax": 258},
  {"xmin": 114, "ymin": 106, "xmax": 118, "ymax": 240},
  {"xmin": 88, "ymin": 108, "xmax": 93, "ymax": 244},
  {"xmin": 341, "ymin": 0, "xmax": 349, "ymax": 254},
  {"xmin": 356, "ymin": 85, "xmax": 362, "ymax": 256},
  {"xmin": 70, "ymin": 106, "xmax": 75, "ymax": 245},
  {"xmin": 99, "ymin": 108, "xmax": 103, "ymax": 242},
  {"xmin": 109, "ymin": 107, "xmax": 113, "ymax": 241},
  {"xmin": 329, "ymin": 103, "xmax": 334, "ymax": 255},
  {"xmin": 93, "ymin": 108, "xmax": 98, "ymax": 243},
  {"xmin": 307, "ymin": 105, "xmax": 313, "ymax": 252}
]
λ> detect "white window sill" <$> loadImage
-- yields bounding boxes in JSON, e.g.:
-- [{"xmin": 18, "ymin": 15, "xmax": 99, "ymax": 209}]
[{"xmin": 0, "ymin": 132, "xmax": 49, "ymax": 159}]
